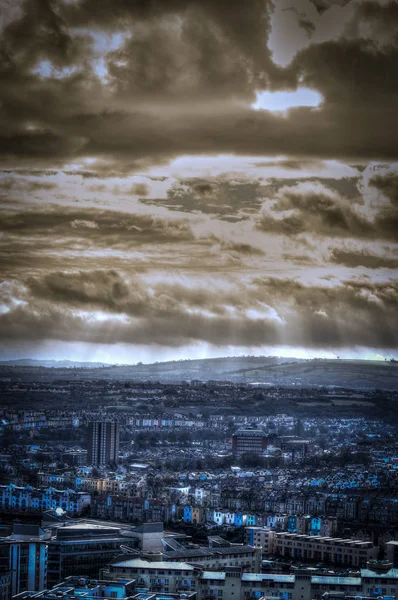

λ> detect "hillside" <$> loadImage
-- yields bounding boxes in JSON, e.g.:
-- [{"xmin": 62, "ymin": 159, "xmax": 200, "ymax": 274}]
[{"xmin": 0, "ymin": 356, "xmax": 397, "ymax": 389}]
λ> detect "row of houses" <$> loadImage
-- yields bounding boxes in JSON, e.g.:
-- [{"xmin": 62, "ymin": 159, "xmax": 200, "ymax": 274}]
[
  {"xmin": 1, "ymin": 411, "xmax": 79, "ymax": 431},
  {"xmin": 37, "ymin": 470, "xmax": 398, "ymax": 525},
  {"xmin": 128, "ymin": 418, "xmax": 205, "ymax": 428},
  {"xmin": 0, "ymin": 484, "xmax": 90, "ymax": 516},
  {"xmin": 91, "ymin": 496, "xmax": 173, "ymax": 523}
]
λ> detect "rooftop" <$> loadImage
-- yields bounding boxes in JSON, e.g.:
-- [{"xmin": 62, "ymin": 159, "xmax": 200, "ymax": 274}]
[
  {"xmin": 311, "ymin": 576, "xmax": 361, "ymax": 586},
  {"xmin": 109, "ymin": 559, "xmax": 196, "ymax": 571},
  {"xmin": 360, "ymin": 568, "xmax": 398, "ymax": 578},
  {"xmin": 242, "ymin": 573, "xmax": 295, "ymax": 583}
]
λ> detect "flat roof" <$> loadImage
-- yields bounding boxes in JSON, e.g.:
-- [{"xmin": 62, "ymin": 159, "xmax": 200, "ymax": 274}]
[
  {"xmin": 57, "ymin": 523, "xmax": 120, "ymax": 531},
  {"xmin": 164, "ymin": 545, "xmax": 255, "ymax": 558},
  {"xmin": 200, "ymin": 572, "xmax": 226, "ymax": 580},
  {"xmin": 361, "ymin": 568, "xmax": 398, "ymax": 578},
  {"xmin": 242, "ymin": 574, "xmax": 295, "ymax": 583},
  {"xmin": 110, "ymin": 559, "xmax": 195, "ymax": 571},
  {"xmin": 311, "ymin": 576, "xmax": 361, "ymax": 585},
  {"xmin": 233, "ymin": 429, "xmax": 267, "ymax": 436}
]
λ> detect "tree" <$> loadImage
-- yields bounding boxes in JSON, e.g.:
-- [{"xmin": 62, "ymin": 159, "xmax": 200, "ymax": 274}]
[{"xmin": 239, "ymin": 452, "xmax": 265, "ymax": 469}]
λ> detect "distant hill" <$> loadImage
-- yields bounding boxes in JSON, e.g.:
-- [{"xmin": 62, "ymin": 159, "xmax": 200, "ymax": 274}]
[
  {"xmin": 0, "ymin": 356, "xmax": 397, "ymax": 389},
  {"xmin": 0, "ymin": 359, "xmax": 111, "ymax": 368}
]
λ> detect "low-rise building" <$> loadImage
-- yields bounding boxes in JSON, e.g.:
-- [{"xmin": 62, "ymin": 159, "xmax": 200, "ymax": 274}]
[
  {"xmin": 245, "ymin": 527, "xmax": 379, "ymax": 568},
  {"xmin": 103, "ymin": 558, "xmax": 200, "ymax": 595}
]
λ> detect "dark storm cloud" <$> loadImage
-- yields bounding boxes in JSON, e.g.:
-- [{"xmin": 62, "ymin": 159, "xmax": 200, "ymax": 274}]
[
  {"xmin": 1, "ymin": 272, "xmax": 397, "ymax": 349},
  {"xmin": 345, "ymin": 1, "xmax": 398, "ymax": 44},
  {"xmin": 0, "ymin": 130, "xmax": 85, "ymax": 160},
  {"xmin": 282, "ymin": 253, "xmax": 317, "ymax": 266},
  {"xmin": 329, "ymin": 247, "xmax": 398, "ymax": 269},
  {"xmin": 310, "ymin": 0, "xmax": 352, "ymax": 13},
  {"xmin": 253, "ymin": 159, "xmax": 323, "ymax": 170},
  {"xmin": 65, "ymin": 0, "xmax": 293, "ymax": 95},
  {"xmin": 0, "ymin": 202, "xmax": 268, "ymax": 276},
  {"xmin": 218, "ymin": 240, "xmax": 266, "ymax": 257},
  {"xmin": 140, "ymin": 176, "xmax": 362, "ymax": 221},
  {"xmin": 1, "ymin": 0, "xmax": 81, "ymax": 72},
  {"xmin": 0, "ymin": 0, "xmax": 397, "ymax": 358},
  {"xmin": 369, "ymin": 171, "xmax": 398, "ymax": 206},
  {"xmin": 0, "ymin": 0, "xmax": 396, "ymax": 166},
  {"xmin": 0, "ymin": 176, "xmax": 57, "ymax": 193},
  {"xmin": 0, "ymin": 205, "xmax": 195, "ymax": 253},
  {"xmin": 257, "ymin": 182, "xmax": 398, "ymax": 241},
  {"xmin": 26, "ymin": 270, "xmax": 245, "ymax": 318},
  {"xmin": 292, "ymin": 37, "xmax": 398, "ymax": 106},
  {"xmin": 130, "ymin": 183, "xmax": 150, "ymax": 196},
  {"xmin": 28, "ymin": 269, "xmax": 150, "ymax": 316}
]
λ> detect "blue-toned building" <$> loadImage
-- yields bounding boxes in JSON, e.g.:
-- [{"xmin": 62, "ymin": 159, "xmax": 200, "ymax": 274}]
[
  {"xmin": 287, "ymin": 516, "xmax": 297, "ymax": 533},
  {"xmin": 183, "ymin": 506, "xmax": 193, "ymax": 523},
  {"xmin": 234, "ymin": 512, "xmax": 244, "ymax": 526},
  {"xmin": 0, "ymin": 524, "xmax": 47, "ymax": 598},
  {"xmin": 311, "ymin": 517, "xmax": 321, "ymax": 535},
  {"xmin": 246, "ymin": 514, "xmax": 256, "ymax": 526}
]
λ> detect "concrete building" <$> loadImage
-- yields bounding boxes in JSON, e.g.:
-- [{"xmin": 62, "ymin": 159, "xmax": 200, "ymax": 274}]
[
  {"xmin": 386, "ymin": 540, "xmax": 398, "ymax": 567},
  {"xmin": 272, "ymin": 532, "xmax": 378, "ymax": 568},
  {"xmin": 103, "ymin": 558, "xmax": 200, "ymax": 595},
  {"xmin": 87, "ymin": 421, "xmax": 120, "ymax": 466},
  {"xmin": 12, "ymin": 576, "xmax": 137, "ymax": 600},
  {"xmin": 163, "ymin": 542, "xmax": 262, "ymax": 572},
  {"xmin": 0, "ymin": 524, "xmax": 47, "ymax": 598},
  {"xmin": 0, "ymin": 572, "xmax": 11, "ymax": 600},
  {"xmin": 232, "ymin": 428, "xmax": 268, "ymax": 457},
  {"xmin": 245, "ymin": 527, "xmax": 379, "ymax": 567},
  {"xmin": 360, "ymin": 567, "xmax": 398, "ymax": 599},
  {"xmin": 46, "ymin": 521, "xmax": 139, "ymax": 588},
  {"xmin": 129, "ymin": 523, "xmax": 163, "ymax": 552},
  {"xmin": 279, "ymin": 437, "xmax": 314, "ymax": 460},
  {"xmin": 103, "ymin": 560, "xmax": 398, "ymax": 600}
]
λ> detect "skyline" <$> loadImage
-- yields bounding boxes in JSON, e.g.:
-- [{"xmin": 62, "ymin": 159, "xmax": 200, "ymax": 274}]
[{"xmin": 0, "ymin": 0, "xmax": 397, "ymax": 363}]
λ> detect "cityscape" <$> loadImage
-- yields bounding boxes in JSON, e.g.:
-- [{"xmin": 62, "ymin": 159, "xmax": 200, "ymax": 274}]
[
  {"xmin": 0, "ymin": 0, "xmax": 397, "ymax": 599},
  {"xmin": 0, "ymin": 358, "xmax": 397, "ymax": 599}
]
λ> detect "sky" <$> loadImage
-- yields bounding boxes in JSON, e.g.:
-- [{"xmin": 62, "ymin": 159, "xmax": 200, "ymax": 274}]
[{"xmin": 0, "ymin": 0, "xmax": 397, "ymax": 364}]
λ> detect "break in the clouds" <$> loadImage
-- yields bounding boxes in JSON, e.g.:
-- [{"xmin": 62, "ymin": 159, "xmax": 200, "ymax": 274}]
[{"xmin": 0, "ymin": 0, "xmax": 397, "ymax": 362}]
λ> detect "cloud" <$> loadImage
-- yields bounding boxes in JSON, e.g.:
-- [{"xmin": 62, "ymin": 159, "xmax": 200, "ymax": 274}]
[
  {"xmin": 64, "ymin": 0, "xmax": 293, "ymax": 96},
  {"xmin": 0, "ymin": 0, "xmax": 396, "ymax": 170},
  {"xmin": 217, "ymin": 240, "xmax": 266, "ymax": 256},
  {"xmin": 28, "ymin": 269, "xmax": 149, "ymax": 316},
  {"xmin": 0, "ymin": 204, "xmax": 195, "ymax": 247},
  {"xmin": 293, "ymin": 37, "xmax": 398, "ymax": 107},
  {"xmin": 0, "ymin": 0, "xmax": 397, "ymax": 358},
  {"xmin": 329, "ymin": 247, "xmax": 398, "ymax": 269},
  {"xmin": 141, "ymin": 178, "xmax": 265, "ymax": 220},
  {"xmin": 0, "ymin": 272, "xmax": 396, "ymax": 350},
  {"xmin": 131, "ymin": 182, "xmax": 150, "ymax": 196},
  {"xmin": 369, "ymin": 170, "xmax": 398, "ymax": 206},
  {"xmin": 344, "ymin": 1, "xmax": 398, "ymax": 46},
  {"xmin": 1, "ymin": 0, "xmax": 82, "ymax": 72},
  {"xmin": 256, "ymin": 181, "xmax": 398, "ymax": 240},
  {"xmin": 309, "ymin": 0, "xmax": 352, "ymax": 14}
]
